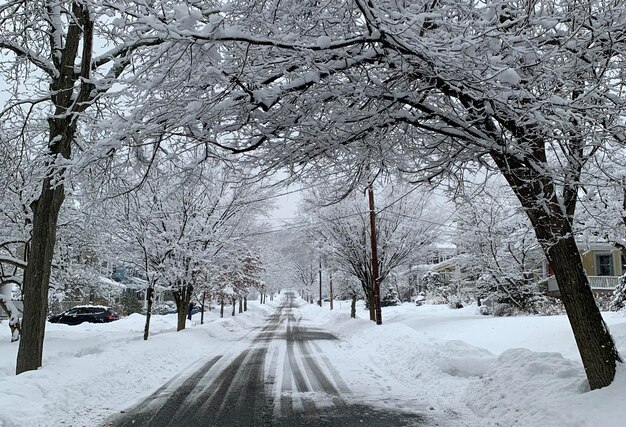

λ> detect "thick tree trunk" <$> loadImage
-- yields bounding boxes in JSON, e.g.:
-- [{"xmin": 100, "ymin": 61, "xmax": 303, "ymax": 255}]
[
  {"xmin": 244, "ymin": 296, "xmax": 247, "ymax": 311},
  {"xmin": 231, "ymin": 298, "xmax": 236, "ymax": 316},
  {"xmin": 239, "ymin": 298, "xmax": 243, "ymax": 313},
  {"xmin": 173, "ymin": 284, "xmax": 193, "ymax": 332},
  {"xmin": 494, "ymin": 154, "xmax": 622, "ymax": 390},
  {"xmin": 177, "ymin": 306, "xmax": 186, "ymax": 331},
  {"xmin": 220, "ymin": 297, "xmax": 224, "ymax": 318},
  {"xmin": 540, "ymin": 228, "xmax": 621, "ymax": 390},
  {"xmin": 14, "ymin": 2, "xmax": 98, "ymax": 374},
  {"xmin": 351, "ymin": 295, "xmax": 357, "ymax": 318},
  {"xmin": 16, "ymin": 122, "xmax": 71, "ymax": 374}
]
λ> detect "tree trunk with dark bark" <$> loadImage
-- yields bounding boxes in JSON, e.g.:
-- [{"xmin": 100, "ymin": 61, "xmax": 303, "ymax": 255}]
[
  {"xmin": 176, "ymin": 306, "xmax": 187, "ymax": 331},
  {"xmin": 16, "ymin": 119, "xmax": 72, "ymax": 374},
  {"xmin": 172, "ymin": 284, "xmax": 193, "ymax": 332},
  {"xmin": 231, "ymin": 298, "xmax": 236, "ymax": 316},
  {"xmin": 239, "ymin": 298, "xmax": 243, "ymax": 313},
  {"xmin": 244, "ymin": 296, "xmax": 247, "ymax": 311},
  {"xmin": 201, "ymin": 291, "xmax": 206, "ymax": 325},
  {"xmin": 540, "ymin": 225, "xmax": 621, "ymax": 390},
  {"xmin": 220, "ymin": 296, "xmax": 224, "ymax": 318},
  {"xmin": 15, "ymin": 4, "xmax": 99, "ymax": 374},
  {"xmin": 143, "ymin": 287, "xmax": 154, "ymax": 341},
  {"xmin": 329, "ymin": 271, "xmax": 334, "ymax": 310},
  {"xmin": 494, "ymin": 153, "xmax": 622, "ymax": 390}
]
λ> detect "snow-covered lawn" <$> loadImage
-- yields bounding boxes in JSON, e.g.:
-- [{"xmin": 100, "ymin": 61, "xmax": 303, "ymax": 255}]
[{"xmin": 1, "ymin": 296, "xmax": 626, "ymax": 426}]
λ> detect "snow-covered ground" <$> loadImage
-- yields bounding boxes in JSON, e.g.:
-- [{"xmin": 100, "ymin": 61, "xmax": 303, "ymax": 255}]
[{"xmin": 1, "ymin": 296, "xmax": 626, "ymax": 426}]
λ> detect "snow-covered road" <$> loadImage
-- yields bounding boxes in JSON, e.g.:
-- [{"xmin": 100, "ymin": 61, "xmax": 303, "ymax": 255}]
[{"xmin": 108, "ymin": 291, "xmax": 425, "ymax": 426}]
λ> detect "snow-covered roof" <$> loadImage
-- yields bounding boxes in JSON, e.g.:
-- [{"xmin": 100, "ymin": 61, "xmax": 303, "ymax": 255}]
[
  {"xmin": 430, "ymin": 257, "xmax": 459, "ymax": 272},
  {"xmin": 431, "ymin": 242, "xmax": 457, "ymax": 250},
  {"xmin": 429, "ymin": 253, "xmax": 473, "ymax": 272},
  {"xmin": 98, "ymin": 277, "xmax": 127, "ymax": 289}
]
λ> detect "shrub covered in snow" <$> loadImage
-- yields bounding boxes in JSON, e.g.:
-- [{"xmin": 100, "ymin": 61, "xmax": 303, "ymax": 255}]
[
  {"xmin": 120, "ymin": 292, "xmax": 144, "ymax": 315},
  {"xmin": 364, "ymin": 286, "xmax": 400, "ymax": 309},
  {"xmin": 609, "ymin": 274, "xmax": 626, "ymax": 311},
  {"xmin": 381, "ymin": 286, "xmax": 400, "ymax": 307},
  {"xmin": 479, "ymin": 294, "xmax": 565, "ymax": 316}
]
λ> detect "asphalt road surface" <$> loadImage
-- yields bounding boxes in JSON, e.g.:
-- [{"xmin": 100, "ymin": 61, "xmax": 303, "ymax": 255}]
[{"xmin": 107, "ymin": 291, "xmax": 426, "ymax": 427}]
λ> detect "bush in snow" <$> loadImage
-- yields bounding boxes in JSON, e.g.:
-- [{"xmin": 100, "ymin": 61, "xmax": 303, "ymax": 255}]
[
  {"xmin": 476, "ymin": 273, "xmax": 544, "ymax": 314},
  {"xmin": 447, "ymin": 294, "xmax": 464, "ymax": 309},
  {"xmin": 524, "ymin": 295, "xmax": 565, "ymax": 316},
  {"xmin": 415, "ymin": 293, "xmax": 426, "ymax": 306},
  {"xmin": 120, "ymin": 292, "xmax": 144, "ymax": 315},
  {"xmin": 381, "ymin": 286, "xmax": 400, "ymax": 307},
  {"xmin": 419, "ymin": 271, "xmax": 442, "ymax": 291},
  {"xmin": 608, "ymin": 274, "xmax": 626, "ymax": 311},
  {"xmin": 364, "ymin": 285, "xmax": 400, "ymax": 309},
  {"xmin": 479, "ymin": 291, "xmax": 564, "ymax": 316}
]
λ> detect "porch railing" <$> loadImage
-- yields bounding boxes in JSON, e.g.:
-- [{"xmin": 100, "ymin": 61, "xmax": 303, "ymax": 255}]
[
  {"xmin": 546, "ymin": 275, "xmax": 620, "ymax": 292},
  {"xmin": 588, "ymin": 276, "xmax": 620, "ymax": 289}
]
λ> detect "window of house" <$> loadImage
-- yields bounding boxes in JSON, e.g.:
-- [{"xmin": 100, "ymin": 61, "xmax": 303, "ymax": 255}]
[{"xmin": 596, "ymin": 254, "xmax": 614, "ymax": 276}]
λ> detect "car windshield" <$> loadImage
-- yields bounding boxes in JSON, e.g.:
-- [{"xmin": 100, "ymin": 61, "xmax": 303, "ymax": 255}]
[{"xmin": 66, "ymin": 308, "xmax": 80, "ymax": 315}]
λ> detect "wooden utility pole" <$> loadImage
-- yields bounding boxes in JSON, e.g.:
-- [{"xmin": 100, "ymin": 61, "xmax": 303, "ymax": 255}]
[
  {"xmin": 318, "ymin": 259, "xmax": 323, "ymax": 307},
  {"xmin": 368, "ymin": 185, "xmax": 382, "ymax": 325}
]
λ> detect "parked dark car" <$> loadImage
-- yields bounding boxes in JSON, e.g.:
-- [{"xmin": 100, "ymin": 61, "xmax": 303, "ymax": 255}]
[{"xmin": 49, "ymin": 305, "xmax": 120, "ymax": 325}]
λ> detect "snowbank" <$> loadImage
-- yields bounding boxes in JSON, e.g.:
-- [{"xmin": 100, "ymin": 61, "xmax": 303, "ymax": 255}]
[{"xmin": 313, "ymin": 301, "xmax": 626, "ymax": 427}]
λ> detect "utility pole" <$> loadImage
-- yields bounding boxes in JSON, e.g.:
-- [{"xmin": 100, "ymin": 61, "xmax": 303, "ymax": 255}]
[
  {"xmin": 368, "ymin": 184, "xmax": 382, "ymax": 325},
  {"xmin": 318, "ymin": 258, "xmax": 323, "ymax": 307}
]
